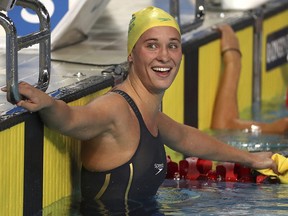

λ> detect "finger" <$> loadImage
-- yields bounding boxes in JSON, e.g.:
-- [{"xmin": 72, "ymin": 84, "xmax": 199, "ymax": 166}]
[
  {"xmin": 271, "ymin": 160, "xmax": 280, "ymax": 175},
  {"xmin": 16, "ymin": 99, "xmax": 31, "ymax": 108},
  {"xmin": 18, "ymin": 83, "xmax": 36, "ymax": 99},
  {"xmin": 16, "ymin": 99, "xmax": 37, "ymax": 112},
  {"xmin": 1, "ymin": 86, "xmax": 7, "ymax": 92}
]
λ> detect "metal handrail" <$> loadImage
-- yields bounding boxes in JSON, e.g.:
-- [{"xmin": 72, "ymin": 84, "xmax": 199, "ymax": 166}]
[
  {"xmin": 0, "ymin": 0, "xmax": 50, "ymax": 104},
  {"xmin": 252, "ymin": 8, "xmax": 264, "ymax": 116},
  {"xmin": 170, "ymin": 0, "xmax": 205, "ymax": 34},
  {"xmin": 0, "ymin": 0, "xmax": 17, "ymax": 11}
]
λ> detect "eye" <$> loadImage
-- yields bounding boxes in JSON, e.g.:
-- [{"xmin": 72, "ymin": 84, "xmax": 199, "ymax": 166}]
[
  {"xmin": 169, "ymin": 42, "xmax": 179, "ymax": 49},
  {"xmin": 146, "ymin": 42, "xmax": 158, "ymax": 49}
]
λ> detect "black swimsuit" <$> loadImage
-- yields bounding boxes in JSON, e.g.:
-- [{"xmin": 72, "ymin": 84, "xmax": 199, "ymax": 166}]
[{"xmin": 81, "ymin": 90, "xmax": 167, "ymax": 203}]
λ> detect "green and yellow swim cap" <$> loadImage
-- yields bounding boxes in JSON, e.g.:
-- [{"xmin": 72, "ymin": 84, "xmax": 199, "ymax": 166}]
[{"xmin": 127, "ymin": 6, "xmax": 181, "ymax": 55}]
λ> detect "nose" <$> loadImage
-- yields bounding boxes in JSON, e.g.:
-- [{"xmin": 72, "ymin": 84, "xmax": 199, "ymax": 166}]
[{"xmin": 157, "ymin": 47, "xmax": 170, "ymax": 62}]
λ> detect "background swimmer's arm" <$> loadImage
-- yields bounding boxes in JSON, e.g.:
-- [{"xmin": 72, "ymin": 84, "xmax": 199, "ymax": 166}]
[
  {"xmin": 211, "ymin": 25, "xmax": 288, "ymax": 134},
  {"xmin": 211, "ymin": 24, "xmax": 241, "ymax": 130}
]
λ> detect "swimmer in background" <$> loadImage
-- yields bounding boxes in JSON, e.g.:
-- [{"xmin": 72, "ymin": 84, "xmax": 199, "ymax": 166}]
[
  {"xmin": 212, "ymin": 24, "xmax": 288, "ymax": 134},
  {"xmin": 4, "ymin": 6, "xmax": 279, "ymax": 211}
]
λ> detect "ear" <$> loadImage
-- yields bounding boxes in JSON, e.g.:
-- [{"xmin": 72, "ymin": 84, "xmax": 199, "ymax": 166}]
[{"xmin": 127, "ymin": 54, "xmax": 133, "ymax": 62}]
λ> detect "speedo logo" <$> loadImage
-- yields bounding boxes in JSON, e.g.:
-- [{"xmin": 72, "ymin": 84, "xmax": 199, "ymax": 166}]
[
  {"xmin": 154, "ymin": 163, "xmax": 164, "ymax": 175},
  {"xmin": 157, "ymin": 18, "xmax": 172, "ymax": 22}
]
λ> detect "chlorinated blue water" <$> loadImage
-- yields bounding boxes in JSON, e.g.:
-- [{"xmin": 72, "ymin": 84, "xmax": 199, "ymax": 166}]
[
  {"xmin": 39, "ymin": 179, "xmax": 288, "ymax": 216},
  {"xmin": 159, "ymin": 179, "xmax": 288, "ymax": 216},
  {"xmin": 206, "ymin": 99, "xmax": 288, "ymax": 153},
  {"xmin": 205, "ymin": 129, "xmax": 288, "ymax": 154}
]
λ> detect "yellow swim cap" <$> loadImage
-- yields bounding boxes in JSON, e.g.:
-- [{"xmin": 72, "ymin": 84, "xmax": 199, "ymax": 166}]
[{"xmin": 127, "ymin": 6, "xmax": 181, "ymax": 55}]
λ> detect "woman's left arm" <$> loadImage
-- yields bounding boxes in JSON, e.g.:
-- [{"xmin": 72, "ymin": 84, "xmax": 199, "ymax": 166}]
[{"xmin": 158, "ymin": 112, "xmax": 278, "ymax": 172}]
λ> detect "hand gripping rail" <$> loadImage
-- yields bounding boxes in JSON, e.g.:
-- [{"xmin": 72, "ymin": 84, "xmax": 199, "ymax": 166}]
[
  {"xmin": 0, "ymin": 0, "xmax": 50, "ymax": 104},
  {"xmin": 170, "ymin": 0, "xmax": 205, "ymax": 34}
]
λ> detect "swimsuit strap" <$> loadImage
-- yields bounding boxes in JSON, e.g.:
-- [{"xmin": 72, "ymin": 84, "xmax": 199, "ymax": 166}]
[{"xmin": 112, "ymin": 90, "xmax": 143, "ymax": 122}]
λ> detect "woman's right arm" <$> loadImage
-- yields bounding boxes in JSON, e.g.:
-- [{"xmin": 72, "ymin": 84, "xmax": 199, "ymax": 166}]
[{"xmin": 16, "ymin": 82, "xmax": 117, "ymax": 140}]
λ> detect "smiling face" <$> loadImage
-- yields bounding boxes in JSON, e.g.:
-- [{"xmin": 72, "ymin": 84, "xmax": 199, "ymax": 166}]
[{"xmin": 128, "ymin": 26, "xmax": 182, "ymax": 94}]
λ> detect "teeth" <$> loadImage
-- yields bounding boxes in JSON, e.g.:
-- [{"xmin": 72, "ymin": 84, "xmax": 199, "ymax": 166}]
[{"xmin": 152, "ymin": 67, "xmax": 170, "ymax": 72}]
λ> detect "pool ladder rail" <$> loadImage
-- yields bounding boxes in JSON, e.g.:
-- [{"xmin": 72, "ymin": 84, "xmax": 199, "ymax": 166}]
[
  {"xmin": 0, "ymin": 0, "xmax": 51, "ymax": 104},
  {"xmin": 170, "ymin": 0, "xmax": 205, "ymax": 34}
]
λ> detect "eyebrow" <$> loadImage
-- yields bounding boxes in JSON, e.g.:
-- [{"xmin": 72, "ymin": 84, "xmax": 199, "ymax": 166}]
[
  {"xmin": 144, "ymin": 38, "xmax": 181, "ymax": 43},
  {"xmin": 170, "ymin": 38, "xmax": 181, "ymax": 43}
]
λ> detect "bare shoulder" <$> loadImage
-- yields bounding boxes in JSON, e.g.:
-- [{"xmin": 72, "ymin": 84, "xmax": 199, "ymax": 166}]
[
  {"xmin": 90, "ymin": 90, "xmax": 129, "ymax": 106},
  {"xmin": 84, "ymin": 91, "xmax": 132, "ymax": 121},
  {"xmin": 71, "ymin": 91, "xmax": 134, "ymax": 140}
]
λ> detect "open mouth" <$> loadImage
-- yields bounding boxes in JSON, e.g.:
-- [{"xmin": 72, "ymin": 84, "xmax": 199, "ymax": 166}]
[{"xmin": 152, "ymin": 67, "xmax": 172, "ymax": 74}]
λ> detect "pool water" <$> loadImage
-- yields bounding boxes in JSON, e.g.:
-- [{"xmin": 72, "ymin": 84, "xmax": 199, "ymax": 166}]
[
  {"xmin": 159, "ymin": 179, "xmax": 288, "ymax": 216},
  {"xmin": 205, "ymin": 129, "xmax": 288, "ymax": 153},
  {"xmin": 39, "ymin": 179, "xmax": 288, "ymax": 216},
  {"xmin": 205, "ymin": 99, "xmax": 288, "ymax": 153}
]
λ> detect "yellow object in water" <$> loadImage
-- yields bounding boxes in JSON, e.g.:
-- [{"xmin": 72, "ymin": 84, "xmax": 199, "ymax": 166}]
[
  {"xmin": 127, "ymin": 6, "xmax": 181, "ymax": 55},
  {"xmin": 258, "ymin": 153, "xmax": 288, "ymax": 184}
]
